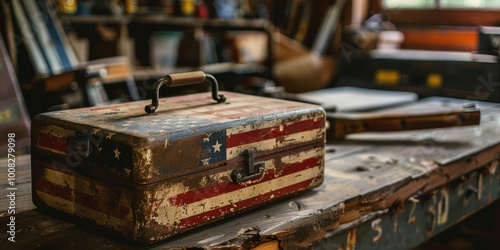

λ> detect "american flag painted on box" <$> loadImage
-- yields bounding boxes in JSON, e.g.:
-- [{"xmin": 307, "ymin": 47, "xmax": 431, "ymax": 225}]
[
  {"xmin": 33, "ymin": 92, "xmax": 325, "ymax": 183},
  {"xmin": 31, "ymin": 91, "xmax": 326, "ymax": 243},
  {"xmin": 32, "ymin": 145, "xmax": 324, "ymax": 242},
  {"xmin": 199, "ymin": 115, "xmax": 324, "ymax": 166}
]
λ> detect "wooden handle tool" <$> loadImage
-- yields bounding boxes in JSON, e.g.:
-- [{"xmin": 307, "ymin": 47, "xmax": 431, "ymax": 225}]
[{"xmin": 328, "ymin": 104, "xmax": 480, "ymax": 139}]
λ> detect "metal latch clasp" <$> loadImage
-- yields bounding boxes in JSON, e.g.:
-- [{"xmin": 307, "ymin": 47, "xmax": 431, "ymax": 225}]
[
  {"xmin": 231, "ymin": 148, "xmax": 265, "ymax": 183},
  {"xmin": 68, "ymin": 132, "xmax": 90, "ymax": 159}
]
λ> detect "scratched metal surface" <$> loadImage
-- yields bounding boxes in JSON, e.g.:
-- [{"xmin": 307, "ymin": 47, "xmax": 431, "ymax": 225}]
[
  {"xmin": 3, "ymin": 97, "xmax": 500, "ymax": 249},
  {"xmin": 39, "ymin": 91, "xmax": 321, "ymax": 136}
]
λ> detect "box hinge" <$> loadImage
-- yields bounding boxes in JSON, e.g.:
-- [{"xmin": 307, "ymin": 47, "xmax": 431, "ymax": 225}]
[{"xmin": 68, "ymin": 132, "xmax": 90, "ymax": 160}]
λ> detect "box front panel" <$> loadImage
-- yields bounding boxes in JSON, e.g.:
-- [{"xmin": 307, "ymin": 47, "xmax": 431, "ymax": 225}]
[{"xmin": 31, "ymin": 145, "xmax": 324, "ymax": 244}]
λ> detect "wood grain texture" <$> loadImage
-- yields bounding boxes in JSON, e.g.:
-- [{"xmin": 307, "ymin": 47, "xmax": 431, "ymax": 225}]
[
  {"xmin": 0, "ymin": 155, "xmax": 34, "ymax": 216},
  {"xmin": 329, "ymin": 102, "xmax": 480, "ymax": 138},
  {"xmin": 1, "ymin": 97, "xmax": 500, "ymax": 249}
]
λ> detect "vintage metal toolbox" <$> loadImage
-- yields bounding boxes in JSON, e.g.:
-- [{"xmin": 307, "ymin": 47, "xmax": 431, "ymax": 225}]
[{"xmin": 31, "ymin": 71, "xmax": 326, "ymax": 244}]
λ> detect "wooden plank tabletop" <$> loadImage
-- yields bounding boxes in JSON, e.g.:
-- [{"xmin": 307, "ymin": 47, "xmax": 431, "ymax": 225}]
[{"xmin": 1, "ymin": 97, "xmax": 500, "ymax": 249}]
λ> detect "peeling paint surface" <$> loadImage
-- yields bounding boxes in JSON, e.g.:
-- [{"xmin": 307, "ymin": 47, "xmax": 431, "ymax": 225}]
[
  {"xmin": 31, "ymin": 145, "xmax": 324, "ymax": 244},
  {"xmin": 31, "ymin": 91, "xmax": 326, "ymax": 244}
]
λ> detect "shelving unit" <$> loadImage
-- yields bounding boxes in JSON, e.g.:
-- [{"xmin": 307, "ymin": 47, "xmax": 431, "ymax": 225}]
[{"xmin": 61, "ymin": 14, "xmax": 274, "ymax": 79}]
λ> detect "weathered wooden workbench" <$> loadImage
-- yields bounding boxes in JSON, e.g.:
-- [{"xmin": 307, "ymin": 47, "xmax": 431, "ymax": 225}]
[{"xmin": 1, "ymin": 97, "xmax": 500, "ymax": 249}]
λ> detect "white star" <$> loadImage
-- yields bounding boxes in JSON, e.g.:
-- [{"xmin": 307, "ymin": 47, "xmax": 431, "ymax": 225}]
[
  {"xmin": 97, "ymin": 147, "xmax": 102, "ymax": 153},
  {"xmin": 201, "ymin": 158, "xmax": 211, "ymax": 166},
  {"xmin": 92, "ymin": 128, "xmax": 101, "ymax": 135},
  {"xmin": 212, "ymin": 140, "xmax": 222, "ymax": 152},
  {"xmin": 203, "ymin": 133, "xmax": 212, "ymax": 142},
  {"xmin": 113, "ymin": 148, "xmax": 121, "ymax": 159},
  {"xmin": 106, "ymin": 132, "xmax": 116, "ymax": 139}
]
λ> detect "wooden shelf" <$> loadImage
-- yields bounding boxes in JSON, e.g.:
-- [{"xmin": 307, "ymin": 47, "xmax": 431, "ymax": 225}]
[
  {"xmin": 61, "ymin": 14, "xmax": 272, "ymax": 30},
  {"xmin": 60, "ymin": 14, "xmax": 130, "ymax": 24},
  {"xmin": 62, "ymin": 14, "xmax": 274, "ymax": 77}
]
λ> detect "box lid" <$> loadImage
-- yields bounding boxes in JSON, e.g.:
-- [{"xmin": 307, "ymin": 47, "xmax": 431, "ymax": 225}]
[{"xmin": 33, "ymin": 92, "xmax": 325, "ymax": 184}]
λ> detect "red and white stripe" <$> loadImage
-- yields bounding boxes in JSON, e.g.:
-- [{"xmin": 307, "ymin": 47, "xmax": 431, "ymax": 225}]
[
  {"xmin": 33, "ymin": 146, "xmax": 323, "ymax": 232},
  {"xmin": 32, "ymin": 92, "xmax": 325, "ymax": 236},
  {"xmin": 152, "ymin": 146, "xmax": 324, "ymax": 228},
  {"xmin": 226, "ymin": 114, "xmax": 325, "ymax": 159}
]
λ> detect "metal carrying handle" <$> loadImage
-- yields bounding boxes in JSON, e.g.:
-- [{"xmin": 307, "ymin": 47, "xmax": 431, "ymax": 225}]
[{"xmin": 145, "ymin": 71, "xmax": 226, "ymax": 114}]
